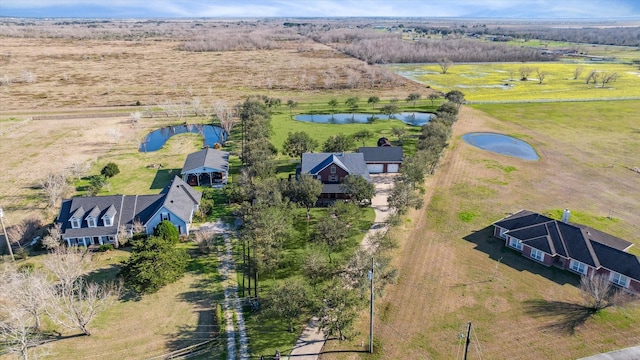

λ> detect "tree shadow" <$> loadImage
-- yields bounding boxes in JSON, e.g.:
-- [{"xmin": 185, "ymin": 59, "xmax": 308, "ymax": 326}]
[
  {"xmin": 462, "ymin": 226, "xmax": 579, "ymax": 287},
  {"xmin": 150, "ymin": 168, "xmax": 182, "ymax": 189},
  {"xmin": 164, "ymin": 259, "xmax": 222, "ymax": 353},
  {"xmin": 523, "ymin": 299, "xmax": 597, "ymax": 335}
]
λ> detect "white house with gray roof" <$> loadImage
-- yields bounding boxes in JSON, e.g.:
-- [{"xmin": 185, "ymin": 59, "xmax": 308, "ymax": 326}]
[
  {"xmin": 57, "ymin": 176, "xmax": 201, "ymax": 247},
  {"xmin": 181, "ymin": 148, "xmax": 229, "ymax": 187}
]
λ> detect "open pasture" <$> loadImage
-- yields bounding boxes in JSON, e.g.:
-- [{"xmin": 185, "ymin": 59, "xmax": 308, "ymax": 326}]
[
  {"xmin": 322, "ymin": 100, "xmax": 640, "ymax": 359},
  {"xmin": 389, "ymin": 62, "xmax": 640, "ymax": 102}
]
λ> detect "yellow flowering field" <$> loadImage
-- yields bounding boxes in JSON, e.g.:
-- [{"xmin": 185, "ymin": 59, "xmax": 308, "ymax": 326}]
[{"xmin": 389, "ymin": 62, "xmax": 640, "ymax": 102}]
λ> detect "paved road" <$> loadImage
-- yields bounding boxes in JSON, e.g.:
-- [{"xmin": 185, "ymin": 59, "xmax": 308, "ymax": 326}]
[{"xmin": 577, "ymin": 345, "xmax": 640, "ymax": 360}]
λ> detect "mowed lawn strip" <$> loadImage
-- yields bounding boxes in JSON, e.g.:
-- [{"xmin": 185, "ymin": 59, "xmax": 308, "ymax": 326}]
[{"xmin": 320, "ymin": 102, "xmax": 640, "ymax": 359}]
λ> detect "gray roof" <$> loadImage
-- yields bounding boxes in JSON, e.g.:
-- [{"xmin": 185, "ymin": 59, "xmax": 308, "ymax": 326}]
[
  {"xmin": 181, "ymin": 148, "xmax": 229, "ymax": 174},
  {"xmin": 300, "ymin": 152, "xmax": 370, "ymax": 181},
  {"xmin": 57, "ymin": 176, "xmax": 201, "ymax": 238},
  {"xmin": 357, "ymin": 146, "xmax": 403, "ymax": 163},
  {"xmin": 494, "ymin": 210, "xmax": 638, "ymax": 281},
  {"xmin": 160, "ymin": 176, "xmax": 202, "ymax": 222}
]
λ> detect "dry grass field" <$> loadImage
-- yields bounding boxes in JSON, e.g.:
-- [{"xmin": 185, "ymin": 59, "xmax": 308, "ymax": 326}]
[
  {"xmin": 321, "ymin": 103, "xmax": 640, "ymax": 359},
  {"xmin": 0, "ymin": 36, "xmax": 424, "ymax": 223}
]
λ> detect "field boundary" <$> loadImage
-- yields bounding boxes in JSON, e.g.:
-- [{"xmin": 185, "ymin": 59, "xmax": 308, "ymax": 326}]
[{"xmin": 466, "ymin": 96, "xmax": 640, "ymax": 104}]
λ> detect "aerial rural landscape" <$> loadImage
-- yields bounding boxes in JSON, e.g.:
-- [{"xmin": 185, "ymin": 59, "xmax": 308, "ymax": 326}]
[{"xmin": 1, "ymin": 1, "xmax": 639, "ymax": 359}]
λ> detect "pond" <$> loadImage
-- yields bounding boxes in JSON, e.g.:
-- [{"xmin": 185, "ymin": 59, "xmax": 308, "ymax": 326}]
[
  {"xmin": 139, "ymin": 124, "xmax": 225, "ymax": 152},
  {"xmin": 462, "ymin": 132, "xmax": 540, "ymax": 160},
  {"xmin": 295, "ymin": 112, "xmax": 433, "ymax": 126}
]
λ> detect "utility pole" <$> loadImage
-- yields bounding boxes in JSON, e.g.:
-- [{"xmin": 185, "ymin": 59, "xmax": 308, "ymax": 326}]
[
  {"xmin": 369, "ymin": 257, "xmax": 374, "ymax": 353},
  {"xmin": 0, "ymin": 207, "xmax": 14, "ymax": 261},
  {"xmin": 463, "ymin": 322, "xmax": 471, "ymax": 360}
]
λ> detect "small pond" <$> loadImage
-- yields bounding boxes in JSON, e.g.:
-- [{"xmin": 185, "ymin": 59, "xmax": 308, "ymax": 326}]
[
  {"xmin": 462, "ymin": 132, "xmax": 540, "ymax": 160},
  {"xmin": 295, "ymin": 112, "xmax": 433, "ymax": 126},
  {"xmin": 139, "ymin": 124, "xmax": 225, "ymax": 152}
]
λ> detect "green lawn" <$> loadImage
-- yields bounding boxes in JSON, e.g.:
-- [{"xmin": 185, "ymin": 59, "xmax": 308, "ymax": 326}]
[{"xmin": 388, "ymin": 62, "xmax": 640, "ymax": 102}]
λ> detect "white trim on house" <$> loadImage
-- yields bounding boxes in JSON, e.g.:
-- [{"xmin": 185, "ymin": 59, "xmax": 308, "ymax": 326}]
[
  {"xmin": 569, "ymin": 259, "xmax": 588, "ymax": 275},
  {"xmin": 508, "ymin": 236, "xmax": 523, "ymax": 251},
  {"xmin": 610, "ymin": 272, "xmax": 630, "ymax": 288},
  {"xmin": 497, "ymin": 227, "xmax": 508, "ymax": 239},
  {"xmin": 530, "ymin": 248, "xmax": 545, "ymax": 262}
]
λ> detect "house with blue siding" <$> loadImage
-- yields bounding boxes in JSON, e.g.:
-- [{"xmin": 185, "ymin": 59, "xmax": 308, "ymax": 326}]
[{"xmin": 57, "ymin": 176, "xmax": 201, "ymax": 247}]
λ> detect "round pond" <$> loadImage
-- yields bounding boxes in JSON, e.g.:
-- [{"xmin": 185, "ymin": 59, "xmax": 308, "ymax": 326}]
[
  {"xmin": 462, "ymin": 132, "xmax": 539, "ymax": 160},
  {"xmin": 139, "ymin": 124, "xmax": 225, "ymax": 152},
  {"xmin": 295, "ymin": 112, "xmax": 433, "ymax": 126}
]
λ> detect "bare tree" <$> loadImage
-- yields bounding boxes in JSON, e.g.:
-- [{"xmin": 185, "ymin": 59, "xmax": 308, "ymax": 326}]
[
  {"xmin": 600, "ymin": 72, "xmax": 618, "ymax": 87},
  {"xmin": 128, "ymin": 111, "xmax": 142, "ymax": 127},
  {"xmin": 585, "ymin": 69, "xmax": 598, "ymax": 84},
  {"xmin": 116, "ymin": 225, "xmax": 130, "ymax": 248},
  {"xmin": 191, "ymin": 97, "xmax": 202, "ymax": 117},
  {"xmin": 580, "ymin": 273, "xmax": 614, "ymax": 310},
  {"xmin": 213, "ymin": 100, "xmax": 236, "ymax": 145},
  {"xmin": 39, "ymin": 172, "xmax": 70, "ymax": 208},
  {"xmin": 0, "ymin": 306, "xmax": 42, "ymax": 360},
  {"xmin": 535, "ymin": 68, "xmax": 547, "ymax": 84},
  {"xmin": 66, "ymin": 161, "xmax": 90, "ymax": 181},
  {"xmin": 437, "ymin": 58, "xmax": 453, "ymax": 74},
  {"xmin": 519, "ymin": 66, "xmax": 533, "ymax": 80},
  {"xmin": 47, "ymin": 278, "xmax": 120, "ymax": 336},
  {"xmin": 6, "ymin": 269, "xmax": 52, "ymax": 330},
  {"xmin": 131, "ymin": 219, "xmax": 145, "ymax": 234},
  {"xmin": 41, "ymin": 223, "xmax": 62, "ymax": 250},
  {"xmin": 43, "ymin": 247, "xmax": 119, "ymax": 336},
  {"xmin": 573, "ymin": 66, "xmax": 584, "ymax": 80},
  {"xmin": 193, "ymin": 229, "xmax": 215, "ymax": 254}
]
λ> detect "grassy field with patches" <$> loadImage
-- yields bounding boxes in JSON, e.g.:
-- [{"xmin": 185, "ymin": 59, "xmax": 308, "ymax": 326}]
[{"xmin": 389, "ymin": 62, "xmax": 640, "ymax": 102}]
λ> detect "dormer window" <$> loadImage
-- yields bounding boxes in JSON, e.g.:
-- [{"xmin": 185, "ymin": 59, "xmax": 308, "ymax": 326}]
[
  {"xmin": 71, "ymin": 218, "xmax": 81, "ymax": 229},
  {"xmin": 103, "ymin": 216, "xmax": 113, "ymax": 227},
  {"xmin": 87, "ymin": 217, "xmax": 97, "ymax": 228}
]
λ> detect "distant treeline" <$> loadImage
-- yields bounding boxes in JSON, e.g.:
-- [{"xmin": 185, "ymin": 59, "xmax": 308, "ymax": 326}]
[
  {"xmin": 484, "ymin": 26, "xmax": 640, "ymax": 47},
  {"xmin": 309, "ymin": 28, "xmax": 557, "ymax": 64}
]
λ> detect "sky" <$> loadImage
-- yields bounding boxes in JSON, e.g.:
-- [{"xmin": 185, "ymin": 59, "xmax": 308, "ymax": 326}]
[{"xmin": 1, "ymin": 0, "xmax": 640, "ymax": 19}]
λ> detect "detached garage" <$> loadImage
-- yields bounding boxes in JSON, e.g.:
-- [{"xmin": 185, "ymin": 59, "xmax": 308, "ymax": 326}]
[{"xmin": 358, "ymin": 146, "xmax": 403, "ymax": 174}]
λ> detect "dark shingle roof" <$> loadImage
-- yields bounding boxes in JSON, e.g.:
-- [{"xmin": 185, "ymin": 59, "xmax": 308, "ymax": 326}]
[
  {"xmin": 181, "ymin": 148, "xmax": 229, "ymax": 174},
  {"xmin": 57, "ymin": 177, "xmax": 201, "ymax": 238},
  {"xmin": 591, "ymin": 240, "xmax": 640, "ymax": 280},
  {"xmin": 301, "ymin": 152, "xmax": 370, "ymax": 181},
  {"xmin": 494, "ymin": 210, "xmax": 638, "ymax": 280},
  {"xmin": 357, "ymin": 147, "xmax": 403, "ymax": 162}
]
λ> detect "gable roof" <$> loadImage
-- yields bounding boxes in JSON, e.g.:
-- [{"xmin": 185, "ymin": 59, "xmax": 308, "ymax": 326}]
[
  {"xmin": 159, "ymin": 176, "xmax": 202, "ymax": 222},
  {"xmin": 301, "ymin": 152, "xmax": 370, "ymax": 181},
  {"xmin": 57, "ymin": 176, "xmax": 201, "ymax": 237},
  {"xmin": 181, "ymin": 148, "xmax": 229, "ymax": 174},
  {"xmin": 357, "ymin": 146, "xmax": 403, "ymax": 162},
  {"xmin": 494, "ymin": 210, "xmax": 637, "ymax": 280}
]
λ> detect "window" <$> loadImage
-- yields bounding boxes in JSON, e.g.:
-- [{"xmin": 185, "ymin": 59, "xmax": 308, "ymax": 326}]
[
  {"xmin": 498, "ymin": 227, "xmax": 508, "ymax": 239},
  {"xmin": 161, "ymin": 213, "xmax": 170, "ymax": 221},
  {"xmin": 71, "ymin": 218, "xmax": 81, "ymax": 229},
  {"xmin": 570, "ymin": 260, "xmax": 587, "ymax": 275},
  {"xmin": 317, "ymin": 175, "xmax": 322, "ymax": 181},
  {"xmin": 330, "ymin": 165, "xmax": 336, "ymax": 174},
  {"xmin": 610, "ymin": 272, "xmax": 630, "ymax": 288},
  {"xmin": 530, "ymin": 248, "xmax": 544, "ymax": 262},
  {"xmin": 87, "ymin": 217, "xmax": 97, "ymax": 228},
  {"xmin": 103, "ymin": 216, "xmax": 113, "ymax": 227},
  {"xmin": 508, "ymin": 237, "xmax": 523, "ymax": 251}
]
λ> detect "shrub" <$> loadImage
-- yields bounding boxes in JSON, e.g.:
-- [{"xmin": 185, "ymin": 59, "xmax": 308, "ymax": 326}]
[
  {"xmin": 153, "ymin": 220, "xmax": 179, "ymax": 243},
  {"xmin": 100, "ymin": 162, "xmax": 120, "ymax": 178},
  {"xmin": 98, "ymin": 244, "xmax": 114, "ymax": 252}
]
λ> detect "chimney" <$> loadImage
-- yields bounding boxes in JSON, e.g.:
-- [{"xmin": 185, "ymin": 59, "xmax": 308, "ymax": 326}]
[{"xmin": 561, "ymin": 208, "xmax": 570, "ymax": 223}]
